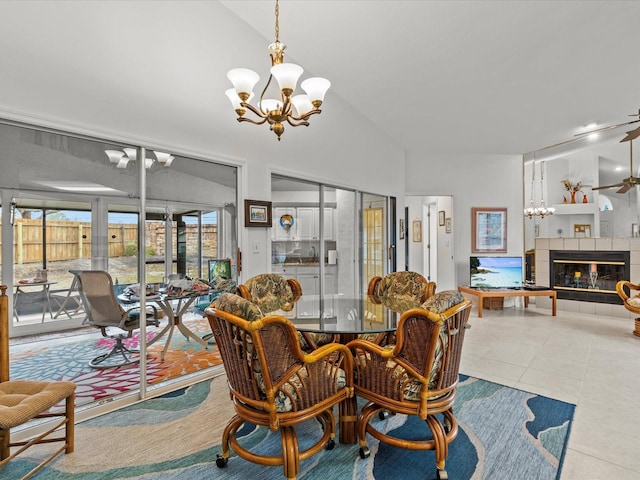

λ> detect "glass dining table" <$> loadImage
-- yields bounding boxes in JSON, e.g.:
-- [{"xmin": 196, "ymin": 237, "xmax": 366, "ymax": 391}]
[
  {"xmin": 293, "ymin": 294, "xmax": 400, "ymax": 444},
  {"xmin": 118, "ymin": 286, "xmax": 221, "ymax": 361}
]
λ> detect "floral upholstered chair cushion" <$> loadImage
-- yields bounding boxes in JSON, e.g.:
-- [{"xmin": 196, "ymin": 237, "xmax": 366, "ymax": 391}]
[
  {"xmin": 242, "ymin": 274, "xmax": 297, "ymax": 313},
  {"xmin": 371, "ymin": 271, "xmax": 432, "ymax": 313},
  {"xmin": 215, "ymin": 292, "xmax": 264, "ymax": 321}
]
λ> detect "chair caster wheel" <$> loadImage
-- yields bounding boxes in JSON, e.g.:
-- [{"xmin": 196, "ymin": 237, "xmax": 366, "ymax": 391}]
[
  {"xmin": 216, "ymin": 455, "xmax": 228, "ymax": 468},
  {"xmin": 436, "ymin": 468, "xmax": 448, "ymax": 480},
  {"xmin": 359, "ymin": 446, "xmax": 370, "ymax": 459},
  {"xmin": 326, "ymin": 438, "xmax": 335, "ymax": 450}
]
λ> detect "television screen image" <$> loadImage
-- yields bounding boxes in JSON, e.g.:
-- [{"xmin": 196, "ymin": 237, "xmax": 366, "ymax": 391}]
[
  {"xmin": 208, "ymin": 259, "xmax": 231, "ymax": 281},
  {"xmin": 470, "ymin": 256, "xmax": 523, "ymax": 289}
]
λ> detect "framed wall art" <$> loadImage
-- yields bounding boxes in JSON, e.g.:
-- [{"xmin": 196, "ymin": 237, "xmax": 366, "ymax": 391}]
[
  {"xmin": 445, "ymin": 217, "xmax": 452, "ymax": 234},
  {"xmin": 244, "ymin": 199, "xmax": 272, "ymax": 227},
  {"xmin": 471, "ymin": 207, "xmax": 507, "ymax": 253},
  {"xmin": 412, "ymin": 220, "xmax": 422, "ymax": 242},
  {"xmin": 399, "ymin": 218, "xmax": 405, "ymax": 239},
  {"xmin": 438, "ymin": 210, "xmax": 445, "ymax": 226}
]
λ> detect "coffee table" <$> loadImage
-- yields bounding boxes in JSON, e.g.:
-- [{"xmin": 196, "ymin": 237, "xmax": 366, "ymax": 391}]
[{"xmin": 458, "ymin": 285, "xmax": 556, "ymax": 318}]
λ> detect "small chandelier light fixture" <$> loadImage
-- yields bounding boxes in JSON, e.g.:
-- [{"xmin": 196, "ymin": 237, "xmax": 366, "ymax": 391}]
[
  {"xmin": 225, "ymin": 0, "xmax": 330, "ymax": 141},
  {"xmin": 524, "ymin": 156, "xmax": 555, "ymax": 219},
  {"xmin": 105, "ymin": 149, "xmax": 174, "ymax": 169},
  {"xmin": 535, "ymin": 160, "xmax": 555, "ymax": 218}
]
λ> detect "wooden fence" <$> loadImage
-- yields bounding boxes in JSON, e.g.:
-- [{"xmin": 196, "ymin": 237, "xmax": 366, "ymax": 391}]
[{"xmin": 0, "ymin": 220, "xmax": 218, "ymax": 265}]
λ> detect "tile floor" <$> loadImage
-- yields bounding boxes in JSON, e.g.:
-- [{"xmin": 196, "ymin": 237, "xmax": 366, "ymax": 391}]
[{"xmin": 460, "ymin": 297, "xmax": 640, "ymax": 479}]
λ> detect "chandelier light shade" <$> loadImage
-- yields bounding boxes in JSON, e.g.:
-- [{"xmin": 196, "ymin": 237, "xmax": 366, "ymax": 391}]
[
  {"xmin": 105, "ymin": 149, "xmax": 174, "ymax": 169},
  {"xmin": 225, "ymin": 0, "xmax": 330, "ymax": 141}
]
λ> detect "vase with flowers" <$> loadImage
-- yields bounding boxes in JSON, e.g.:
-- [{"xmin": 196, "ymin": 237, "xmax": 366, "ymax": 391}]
[{"xmin": 561, "ymin": 179, "xmax": 583, "ymax": 204}]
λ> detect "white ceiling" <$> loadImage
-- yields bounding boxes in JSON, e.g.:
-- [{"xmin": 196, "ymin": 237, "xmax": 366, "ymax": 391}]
[{"xmin": 1, "ymin": 0, "xmax": 640, "ymax": 160}]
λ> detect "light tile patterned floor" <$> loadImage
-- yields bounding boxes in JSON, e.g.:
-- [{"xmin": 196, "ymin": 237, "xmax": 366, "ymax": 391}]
[{"xmin": 460, "ymin": 298, "xmax": 640, "ymax": 479}]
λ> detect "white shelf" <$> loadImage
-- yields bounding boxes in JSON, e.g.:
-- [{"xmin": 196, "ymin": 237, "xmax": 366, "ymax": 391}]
[{"xmin": 551, "ymin": 203, "xmax": 599, "ymax": 215}]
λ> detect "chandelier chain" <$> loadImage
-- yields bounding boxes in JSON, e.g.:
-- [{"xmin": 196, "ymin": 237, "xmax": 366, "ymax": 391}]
[{"xmin": 274, "ymin": 0, "xmax": 280, "ymax": 43}]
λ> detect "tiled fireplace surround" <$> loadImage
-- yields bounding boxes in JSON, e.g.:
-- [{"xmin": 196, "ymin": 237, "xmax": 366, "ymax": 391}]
[{"xmin": 535, "ymin": 237, "xmax": 640, "ymax": 319}]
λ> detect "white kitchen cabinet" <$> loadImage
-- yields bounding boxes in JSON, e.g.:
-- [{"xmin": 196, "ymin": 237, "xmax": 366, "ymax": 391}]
[
  {"xmin": 296, "ymin": 207, "xmax": 317, "ymax": 240},
  {"xmin": 296, "ymin": 207, "xmax": 334, "ymax": 240},
  {"xmin": 273, "ymin": 207, "xmax": 297, "ymax": 240},
  {"xmin": 296, "ymin": 271, "xmax": 320, "ymax": 318}
]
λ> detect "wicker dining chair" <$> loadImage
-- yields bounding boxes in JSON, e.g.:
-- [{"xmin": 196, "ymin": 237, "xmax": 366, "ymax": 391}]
[
  {"xmin": 236, "ymin": 273, "xmax": 302, "ymax": 313},
  {"xmin": 205, "ymin": 293, "xmax": 354, "ymax": 480},
  {"xmin": 616, "ymin": 280, "xmax": 640, "ymax": 337},
  {"xmin": 347, "ymin": 290, "xmax": 472, "ymax": 480},
  {"xmin": 235, "ymin": 273, "xmax": 335, "ymax": 350},
  {"xmin": 363, "ymin": 271, "xmax": 436, "ymax": 345},
  {"xmin": 367, "ymin": 271, "xmax": 436, "ymax": 312}
]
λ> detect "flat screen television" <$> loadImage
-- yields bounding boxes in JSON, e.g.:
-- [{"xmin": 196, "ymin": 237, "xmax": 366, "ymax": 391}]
[{"xmin": 470, "ymin": 256, "xmax": 523, "ymax": 289}]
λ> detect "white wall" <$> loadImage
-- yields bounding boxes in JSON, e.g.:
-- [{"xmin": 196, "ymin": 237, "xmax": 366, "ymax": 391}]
[
  {"xmin": 406, "ymin": 153, "xmax": 524, "ymax": 287},
  {"xmin": 0, "ymin": 2, "xmax": 407, "ymax": 281}
]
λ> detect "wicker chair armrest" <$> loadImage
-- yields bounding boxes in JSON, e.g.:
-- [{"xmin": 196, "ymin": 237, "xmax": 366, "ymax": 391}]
[
  {"xmin": 346, "ymin": 338, "xmax": 395, "ymax": 359},
  {"xmin": 235, "ymin": 284, "xmax": 250, "ymax": 300},
  {"xmin": 303, "ymin": 342, "xmax": 354, "ymax": 382},
  {"xmin": 286, "ymin": 278, "xmax": 302, "ymax": 303},
  {"xmin": 366, "ymin": 276, "xmax": 383, "ymax": 304}
]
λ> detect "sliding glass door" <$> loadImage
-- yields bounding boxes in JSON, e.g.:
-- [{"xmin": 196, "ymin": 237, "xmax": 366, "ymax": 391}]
[
  {"xmin": 271, "ymin": 175, "xmax": 392, "ymax": 328},
  {"xmin": 0, "ymin": 119, "xmax": 238, "ymax": 411}
]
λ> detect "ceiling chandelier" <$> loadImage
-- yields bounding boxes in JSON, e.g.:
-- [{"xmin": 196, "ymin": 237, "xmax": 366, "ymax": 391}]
[
  {"xmin": 105, "ymin": 149, "xmax": 174, "ymax": 169},
  {"xmin": 225, "ymin": 0, "xmax": 330, "ymax": 141},
  {"xmin": 524, "ymin": 155, "xmax": 555, "ymax": 219}
]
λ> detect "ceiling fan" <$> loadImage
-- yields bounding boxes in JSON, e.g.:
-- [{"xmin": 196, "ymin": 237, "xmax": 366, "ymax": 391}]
[
  {"xmin": 591, "ymin": 136, "xmax": 639, "ymax": 193},
  {"xmin": 576, "ymin": 108, "xmax": 640, "ymax": 140}
]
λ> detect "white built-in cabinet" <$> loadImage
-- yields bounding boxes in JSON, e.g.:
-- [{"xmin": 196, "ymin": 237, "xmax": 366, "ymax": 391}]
[
  {"xmin": 272, "ymin": 207, "xmax": 334, "ymax": 241},
  {"xmin": 272, "ymin": 207, "xmax": 297, "ymax": 240}
]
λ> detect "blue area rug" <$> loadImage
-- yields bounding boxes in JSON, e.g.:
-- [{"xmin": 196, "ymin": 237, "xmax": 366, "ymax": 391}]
[{"xmin": 0, "ymin": 375, "xmax": 574, "ymax": 480}]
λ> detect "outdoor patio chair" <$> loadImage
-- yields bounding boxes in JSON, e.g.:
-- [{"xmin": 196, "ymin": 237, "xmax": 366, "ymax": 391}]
[
  {"xmin": 205, "ymin": 293, "xmax": 354, "ymax": 480},
  {"xmin": 347, "ymin": 290, "xmax": 472, "ymax": 480},
  {"xmin": 76, "ymin": 270, "xmax": 160, "ymax": 368},
  {"xmin": 0, "ymin": 285, "xmax": 76, "ymax": 479}
]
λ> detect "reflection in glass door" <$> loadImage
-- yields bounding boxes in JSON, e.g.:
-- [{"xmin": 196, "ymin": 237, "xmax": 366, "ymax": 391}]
[{"xmin": 362, "ymin": 193, "xmax": 388, "ymax": 320}]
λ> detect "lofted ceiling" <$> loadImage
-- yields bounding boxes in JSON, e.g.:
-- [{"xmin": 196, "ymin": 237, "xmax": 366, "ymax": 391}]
[{"xmin": 1, "ymin": 1, "xmax": 640, "ymax": 162}]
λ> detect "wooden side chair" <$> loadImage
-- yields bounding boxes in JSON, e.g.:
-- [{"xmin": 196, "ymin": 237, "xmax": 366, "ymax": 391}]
[
  {"xmin": 347, "ymin": 290, "xmax": 472, "ymax": 480},
  {"xmin": 205, "ymin": 293, "xmax": 354, "ymax": 480},
  {"xmin": 616, "ymin": 280, "xmax": 640, "ymax": 337},
  {"xmin": 0, "ymin": 285, "xmax": 76, "ymax": 479}
]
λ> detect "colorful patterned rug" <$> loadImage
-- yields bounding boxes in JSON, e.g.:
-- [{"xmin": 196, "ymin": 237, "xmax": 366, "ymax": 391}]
[
  {"xmin": 0, "ymin": 374, "xmax": 575, "ymax": 479},
  {"xmin": 9, "ymin": 316, "xmax": 222, "ymax": 406}
]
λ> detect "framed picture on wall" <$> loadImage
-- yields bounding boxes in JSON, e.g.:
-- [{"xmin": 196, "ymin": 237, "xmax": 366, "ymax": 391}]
[
  {"xmin": 472, "ymin": 207, "xmax": 507, "ymax": 253},
  {"xmin": 244, "ymin": 199, "xmax": 272, "ymax": 227},
  {"xmin": 438, "ymin": 210, "xmax": 445, "ymax": 226},
  {"xmin": 445, "ymin": 217, "xmax": 452, "ymax": 233},
  {"xmin": 399, "ymin": 218, "xmax": 405, "ymax": 239},
  {"xmin": 412, "ymin": 220, "xmax": 422, "ymax": 242}
]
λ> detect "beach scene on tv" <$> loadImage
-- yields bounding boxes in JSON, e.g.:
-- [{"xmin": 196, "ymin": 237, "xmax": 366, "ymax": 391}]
[{"xmin": 470, "ymin": 256, "xmax": 523, "ymax": 288}]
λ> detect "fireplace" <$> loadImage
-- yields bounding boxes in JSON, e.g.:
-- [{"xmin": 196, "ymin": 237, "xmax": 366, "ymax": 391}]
[{"xmin": 549, "ymin": 250, "xmax": 629, "ymax": 304}]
